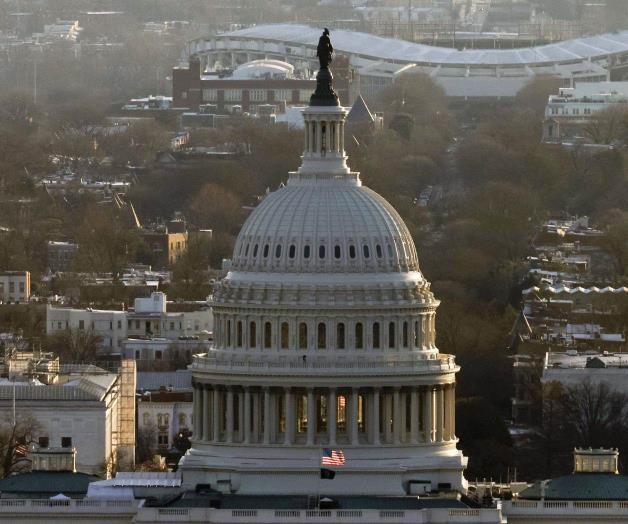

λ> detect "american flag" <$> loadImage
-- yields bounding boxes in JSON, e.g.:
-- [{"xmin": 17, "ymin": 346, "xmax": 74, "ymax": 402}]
[{"xmin": 321, "ymin": 448, "xmax": 345, "ymax": 466}]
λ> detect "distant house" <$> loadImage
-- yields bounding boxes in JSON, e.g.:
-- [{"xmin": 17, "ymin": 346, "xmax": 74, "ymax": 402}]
[{"xmin": 0, "ymin": 271, "xmax": 30, "ymax": 303}]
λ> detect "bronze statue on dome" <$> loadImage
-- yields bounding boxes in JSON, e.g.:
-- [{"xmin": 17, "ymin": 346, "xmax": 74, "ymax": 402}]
[{"xmin": 317, "ymin": 28, "xmax": 333, "ymax": 70}]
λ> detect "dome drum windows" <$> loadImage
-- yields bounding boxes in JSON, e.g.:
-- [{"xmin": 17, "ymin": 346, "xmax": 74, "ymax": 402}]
[
  {"xmin": 336, "ymin": 323, "xmax": 345, "ymax": 349},
  {"xmin": 317, "ymin": 323, "xmax": 327, "ymax": 349},
  {"xmin": 263, "ymin": 244, "xmax": 270, "ymax": 258},
  {"xmin": 303, "ymin": 245, "xmax": 311, "ymax": 259},
  {"xmin": 289, "ymin": 245, "xmax": 296, "ymax": 259},
  {"xmin": 264, "ymin": 322, "xmax": 272, "ymax": 348},
  {"xmin": 363, "ymin": 245, "xmax": 370, "ymax": 259},
  {"xmin": 334, "ymin": 245, "xmax": 341, "ymax": 260},
  {"xmin": 249, "ymin": 321, "xmax": 257, "ymax": 348},
  {"xmin": 299, "ymin": 322, "xmax": 308, "ymax": 349},
  {"xmin": 355, "ymin": 322, "xmax": 364, "ymax": 349},
  {"xmin": 388, "ymin": 322, "xmax": 396, "ymax": 349},
  {"xmin": 318, "ymin": 245, "xmax": 326, "ymax": 260},
  {"xmin": 349, "ymin": 245, "xmax": 356, "ymax": 259},
  {"xmin": 281, "ymin": 322, "xmax": 289, "ymax": 349},
  {"xmin": 275, "ymin": 245, "xmax": 282, "ymax": 258},
  {"xmin": 372, "ymin": 322, "xmax": 381, "ymax": 349}
]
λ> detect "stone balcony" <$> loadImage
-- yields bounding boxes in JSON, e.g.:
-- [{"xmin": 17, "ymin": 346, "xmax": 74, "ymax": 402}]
[
  {"xmin": 504, "ymin": 499, "xmax": 628, "ymax": 518},
  {"xmin": 192, "ymin": 350, "xmax": 457, "ymax": 377}
]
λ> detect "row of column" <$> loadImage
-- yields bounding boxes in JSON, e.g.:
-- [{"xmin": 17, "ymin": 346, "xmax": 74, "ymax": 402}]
[
  {"xmin": 304, "ymin": 118, "xmax": 345, "ymax": 157},
  {"xmin": 192, "ymin": 384, "xmax": 456, "ymax": 446}
]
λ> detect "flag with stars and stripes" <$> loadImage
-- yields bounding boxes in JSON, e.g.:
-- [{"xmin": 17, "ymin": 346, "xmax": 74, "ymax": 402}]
[{"xmin": 321, "ymin": 448, "xmax": 345, "ymax": 466}]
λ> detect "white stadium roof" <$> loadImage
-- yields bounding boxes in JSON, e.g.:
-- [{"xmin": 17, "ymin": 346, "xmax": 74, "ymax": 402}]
[{"xmin": 225, "ymin": 24, "xmax": 628, "ymax": 67}]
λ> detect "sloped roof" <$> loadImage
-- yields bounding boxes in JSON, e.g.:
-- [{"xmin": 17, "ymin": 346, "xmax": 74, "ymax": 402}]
[
  {"xmin": 520, "ymin": 474, "xmax": 628, "ymax": 500},
  {"xmin": 347, "ymin": 95, "xmax": 375, "ymax": 125},
  {"xmin": 225, "ymin": 24, "xmax": 628, "ymax": 67},
  {"xmin": 137, "ymin": 371, "xmax": 192, "ymax": 392},
  {"xmin": 0, "ymin": 471, "xmax": 99, "ymax": 495}
]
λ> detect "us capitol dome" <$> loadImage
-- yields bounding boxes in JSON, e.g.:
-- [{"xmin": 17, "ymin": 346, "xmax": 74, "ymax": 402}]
[{"xmin": 179, "ymin": 53, "xmax": 467, "ymax": 496}]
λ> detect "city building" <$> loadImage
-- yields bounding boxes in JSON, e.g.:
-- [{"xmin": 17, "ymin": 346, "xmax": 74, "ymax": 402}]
[
  {"xmin": 47, "ymin": 241, "xmax": 78, "ymax": 272},
  {"xmin": 46, "ymin": 292, "xmax": 213, "ymax": 356},
  {"xmin": 0, "ymin": 271, "xmax": 31, "ymax": 303},
  {"xmin": 503, "ymin": 448, "xmax": 628, "ymax": 523},
  {"xmin": 138, "ymin": 387, "xmax": 193, "ymax": 454},
  {"xmin": 141, "ymin": 220, "xmax": 188, "ymax": 269},
  {"xmin": 0, "ymin": 361, "xmax": 136, "ymax": 476},
  {"xmin": 183, "ymin": 25, "xmax": 628, "ymax": 101},
  {"xmin": 542, "ymin": 81, "xmax": 628, "ymax": 143},
  {"xmin": 181, "ymin": 52, "xmax": 470, "ymax": 501}
]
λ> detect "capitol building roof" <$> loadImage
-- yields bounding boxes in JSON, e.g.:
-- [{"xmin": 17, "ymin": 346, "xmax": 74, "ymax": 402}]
[{"xmin": 232, "ymin": 178, "xmax": 419, "ymax": 274}]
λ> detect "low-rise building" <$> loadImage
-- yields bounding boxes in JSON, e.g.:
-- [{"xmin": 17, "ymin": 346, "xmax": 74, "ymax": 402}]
[
  {"xmin": 0, "ymin": 271, "xmax": 30, "ymax": 303},
  {"xmin": 542, "ymin": 81, "xmax": 628, "ymax": 143},
  {"xmin": 138, "ymin": 388, "xmax": 193, "ymax": 453},
  {"xmin": 0, "ymin": 360, "xmax": 136, "ymax": 476},
  {"xmin": 47, "ymin": 292, "xmax": 213, "ymax": 356},
  {"xmin": 47, "ymin": 241, "xmax": 79, "ymax": 272}
]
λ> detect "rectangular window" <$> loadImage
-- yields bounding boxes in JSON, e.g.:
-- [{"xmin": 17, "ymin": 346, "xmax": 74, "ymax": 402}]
[
  {"xmin": 202, "ymin": 88, "xmax": 217, "ymax": 102},
  {"xmin": 9, "ymin": 282, "xmax": 14, "ymax": 293},
  {"xmin": 300, "ymin": 89, "xmax": 311, "ymax": 102},
  {"xmin": 39, "ymin": 436, "xmax": 49, "ymax": 448},
  {"xmin": 170, "ymin": 322, "xmax": 175, "ymax": 330},
  {"xmin": 19, "ymin": 282, "xmax": 24, "ymax": 293},
  {"xmin": 274, "ymin": 89, "xmax": 290, "ymax": 102},
  {"xmin": 250, "ymin": 89, "xmax": 266, "ymax": 102},
  {"xmin": 78, "ymin": 320, "xmax": 85, "ymax": 330},
  {"xmin": 118, "ymin": 320, "xmax": 122, "ymax": 329},
  {"xmin": 61, "ymin": 437, "xmax": 72, "ymax": 448},
  {"xmin": 158, "ymin": 434, "xmax": 168, "ymax": 445},
  {"xmin": 224, "ymin": 89, "xmax": 242, "ymax": 102}
]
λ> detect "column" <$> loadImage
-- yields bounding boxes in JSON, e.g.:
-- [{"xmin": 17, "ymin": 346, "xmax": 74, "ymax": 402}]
[
  {"xmin": 237, "ymin": 389, "xmax": 244, "ymax": 442},
  {"xmin": 307, "ymin": 388, "xmax": 316, "ymax": 445},
  {"xmin": 284, "ymin": 387, "xmax": 294, "ymax": 445},
  {"xmin": 350, "ymin": 388, "xmax": 359, "ymax": 445},
  {"xmin": 264, "ymin": 387, "xmax": 271, "ymax": 445},
  {"xmin": 328, "ymin": 388, "xmax": 337, "ymax": 446},
  {"xmin": 450, "ymin": 384, "xmax": 456, "ymax": 440},
  {"xmin": 226, "ymin": 388, "xmax": 234, "ymax": 443},
  {"xmin": 383, "ymin": 390, "xmax": 392, "ymax": 443},
  {"xmin": 244, "ymin": 387, "xmax": 252, "ymax": 444},
  {"xmin": 252, "ymin": 389, "xmax": 260, "ymax": 443},
  {"xmin": 371, "ymin": 388, "xmax": 380, "ymax": 445},
  {"xmin": 193, "ymin": 385, "xmax": 201, "ymax": 439},
  {"xmin": 339, "ymin": 121, "xmax": 345, "ymax": 153},
  {"xmin": 443, "ymin": 384, "xmax": 451, "ymax": 441},
  {"xmin": 423, "ymin": 387, "xmax": 433, "ymax": 443},
  {"xmin": 410, "ymin": 388, "xmax": 419, "ymax": 444},
  {"xmin": 435, "ymin": 386, "xmax": 444, "ymax": 442},
  {"xmin": 213, "ymin": 387, "xmax": 221, "ymax": 442},
  {"xmin": 393, "ymin": 387, "xmax": 401, "ymax": 445},
  {"xmin": 316, "ymin": 120, "xmax": 322, "ymax": 155},
  {"xmin": 202, "ymin": 386, "xmax": 210, "ymax": 442}
]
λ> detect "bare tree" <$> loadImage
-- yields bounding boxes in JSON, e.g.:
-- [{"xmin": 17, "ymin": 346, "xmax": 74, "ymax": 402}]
[
  {"xmin": 45, "ymin": 329, "xmax": 103, "ymax": 362},
  {"xmin": 0, "ymin": 412, "xmax": 42, "ymax": 478}
]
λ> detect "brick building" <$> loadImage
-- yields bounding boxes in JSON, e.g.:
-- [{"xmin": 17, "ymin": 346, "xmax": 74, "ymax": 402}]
[{"xmin": 173, "ymin": 57, "xmax": 351, "ymax": 112}]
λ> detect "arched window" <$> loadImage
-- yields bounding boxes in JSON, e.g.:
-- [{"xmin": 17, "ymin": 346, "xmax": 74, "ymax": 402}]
[
  {"xmin": 227, "ymin": 320, "xmax": 232, "ymax": 347},
  {"xmin": 157, "ymin": 414, "xmax": 163, "ymax": 426},
  {"xmin": 387, "ymin": 244, "xmax": 393, "ymax": 258},
  {"xmin": 349, "ymin": 245, "xmax": 356, "ymax": 259},
  {"xmin": 245, "ymin": 244, "xmax": 250, "ymax": 256},
  {"xmin": 402, "ymin": 321, "xmax": 408, "ymax": 348},
  {"xmin": 275, "ymin": 245, "xmax": 282, "ymax": 258},
  {"xmin": 304, "ymin": 245, "xmax": 311, "ymax": 259},
  {"xmin": 281, "ymin": 322, "xmax": 289, "ymax": 349},
  {"xmin": 318, "ymin": 322, "xmax": 327, "ymax": 349},
  {"xmin": 179, "ymin": 413, "xmax": 187, "ymax": 427},
  {"xmin": 388, "ymin": 322, "xmax": 395, "ymax": 348},
  {"xmin": 363, "ymin": 245, "xmax": 370, "ymax": 258},
  {"xmin": 249, "ymin": 321, "xmax": 257, "ymax": 348},
  {"xmin": 299, "ymin": 322, "xmax": 308, "ymax": 349},
  {"xmin": 355, "ymin": 322, "xmax": 363, "ymax": 349},
  {"xmin": 334, "ymin": 245, "xmax": 341, "ymax": 259},
  {"xmin": 376, "ymin": 244, "xmax": 383, "ymax": 258},
  {"xmin": 289, "ymin": 245, "xmax": 296, "ymax": 259},
  {"xmin": 143, "ymin": 413, "xmax": 150, "ymax": 426},
  {"xmin": 336, "ymin": 323, "xmax": 345, "ymax": 349},
  {"xmin": 319, "ymin": 245, "xmax": 326, "ymax": 259},
  {"xmin": 263, "ymin": 244, "xmax": 269, "ymax": 258},
  {"xmin": 155, "ymin": 350, "xmax": 163, "ymax": 360},
  {"xmin": 372, "ymin": 322, "xmax": 381, "ymax": 349},
  {"xmin": 253, "ymin": 244, "xmax": 259, "ymax": 257},
  {"xmin": 264, "ymin": 321, "xmax": 272, "ymax": 348},
  {"xmin": 237, "ymin": 321, "xmax": 243, "ymax": 347}
]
